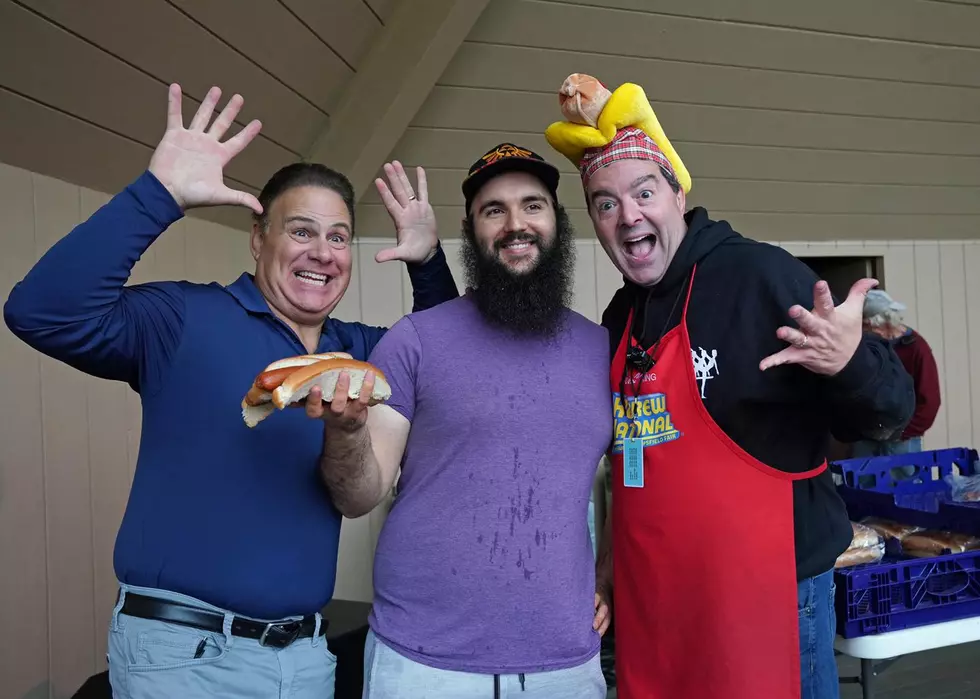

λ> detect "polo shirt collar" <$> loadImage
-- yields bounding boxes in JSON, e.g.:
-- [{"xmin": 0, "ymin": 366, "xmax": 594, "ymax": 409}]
[{"xmin": 223, "ymin": 273, "xmax": 344, "ymax": 350}]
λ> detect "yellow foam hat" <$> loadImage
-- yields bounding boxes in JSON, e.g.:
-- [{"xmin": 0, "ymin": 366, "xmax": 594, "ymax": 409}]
[{"xmin": 544, "ymin": 74, "xmax": 692, "ymax": 194}]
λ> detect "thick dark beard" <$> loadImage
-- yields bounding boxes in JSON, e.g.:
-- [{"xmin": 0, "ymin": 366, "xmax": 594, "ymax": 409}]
[{"xmin": 460, "ymin": 205, "xmax": 577, "ymax": 337}]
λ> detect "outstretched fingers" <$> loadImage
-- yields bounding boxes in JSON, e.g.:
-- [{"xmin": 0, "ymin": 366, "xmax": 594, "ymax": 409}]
[
  {"xmin": 208, "ymin": 93, "xmax": 244, "ymax": 141},
  {"xmin": 415, "ymin": 166, "xmax": 428, "ymax": 202},
  {"xmin": 166, "ymin": 83, "xmax": 184, "ymax": 131},
  {"xmin": 760, "ymin": 346, "xmax": 800, "ymax": 372},
  {"xmin": 222, "ymin": 119, "xmax": 263, "ymax": 161},
  {"xmin": 812, "ymin": 280, "xmax": 836, "ymax": 316},
  {"xmin": 189, "ymin": 86, "xmax": 222, "ymax": 132},
  {"xmin": 220, "ymin": 186, "xmax": 263, "ymax": 215}
]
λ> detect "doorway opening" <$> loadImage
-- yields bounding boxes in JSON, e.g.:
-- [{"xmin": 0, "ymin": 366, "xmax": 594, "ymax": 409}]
[{"xmin": 796, "ymin": 255, "xmax": 885, "ymax": 301}]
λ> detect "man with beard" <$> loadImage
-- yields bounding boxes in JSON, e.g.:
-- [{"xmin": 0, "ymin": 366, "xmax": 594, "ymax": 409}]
[
  {"xmin": 307, "ymin": 144, "xmax": 613, "ymax": 698},
  {"xmin": 544, "ymin": 75, "xmax": 914, "ymax": 699}
]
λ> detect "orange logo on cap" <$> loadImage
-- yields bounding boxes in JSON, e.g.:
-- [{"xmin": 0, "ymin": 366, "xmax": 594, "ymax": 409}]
[{"xmin": 482, "ymin": 145, "xmax": 532, "ymax": 164}]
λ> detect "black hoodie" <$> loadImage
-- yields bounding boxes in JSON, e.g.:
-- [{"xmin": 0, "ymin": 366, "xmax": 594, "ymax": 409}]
[{"xmin": 601, "ymin": 207, "xmax": 916, "ymax": 581}]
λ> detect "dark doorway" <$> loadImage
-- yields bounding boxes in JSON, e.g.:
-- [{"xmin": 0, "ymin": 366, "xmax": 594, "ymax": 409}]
[{"xmin": 797, "ymin": 255, "xmax": 884, "ymax": 301}]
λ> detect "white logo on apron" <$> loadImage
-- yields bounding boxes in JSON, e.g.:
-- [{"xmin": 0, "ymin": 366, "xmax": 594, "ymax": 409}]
[{"xmin": 691, "ymin": 347, "xmax": 719, "ymax": 399}]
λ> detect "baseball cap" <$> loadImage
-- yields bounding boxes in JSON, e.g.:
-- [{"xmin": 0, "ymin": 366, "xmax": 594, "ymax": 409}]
[
  {"xmin": 461, "ymin": 143, "xmax": 560, "ymax": 213},
  {"xmin": 863, "ymin": 289, "xmax": 907, "ymax": 318}
]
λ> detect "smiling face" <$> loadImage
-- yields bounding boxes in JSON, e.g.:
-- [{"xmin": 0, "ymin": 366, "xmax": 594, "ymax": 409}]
[
  {"xmin": 468, "ymin": 171, "xmax": 557, "ymax": 274},
  {"xmin": 586, "ymin": 159, "xmax": 688, "ymax": 287},
  {"xmin": 250, "ymin": 185, "xmax": 353, "ymax": 329}
]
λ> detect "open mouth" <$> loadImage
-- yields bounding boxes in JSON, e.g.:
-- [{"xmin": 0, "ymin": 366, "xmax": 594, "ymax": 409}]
[
  {"xmin": 499, "ymin": 236, "xmax": 537, "ymax": 254},
  {"xmin": 294, "ymin": 270, "xmax": 331, "ymax": 287},
  {"xmin": 623, "ymin": 234, "xmax": 657, "ymax": 259}
]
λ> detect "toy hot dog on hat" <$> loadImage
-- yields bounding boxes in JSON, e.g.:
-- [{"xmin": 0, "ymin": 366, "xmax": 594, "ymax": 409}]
[
  {"xmin": 241, "ymin": 352, "xmax": 391, "ymax": 427},
  {"xmin": 544, "ymin": 73, "xmax": 692, "ymax": 194}
]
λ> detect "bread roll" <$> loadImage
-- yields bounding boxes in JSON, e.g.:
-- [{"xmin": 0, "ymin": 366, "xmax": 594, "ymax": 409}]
[
  {"xmin": 901, "ymin": 530, "xmax": 980, "ymax": 558},
  {"xmin": 558, "ymin": 73, "xmax": 612, "ymax": 128},
  {"xmin": 848, "ymin": 521, "xmax": 883, "ymax": 549},
  {"xmin": 241, "ymin": 401, "xmax": 276, "ymax": 429},
  {"xmin": 835, "ymin": 544, "xmax": 884, "ymax": 569},
  {"xmin": 241, "ymin": 351, "xmax": 354, "ymax": 427},
  {"xmin": 860, "ymin": 516, "xmax": 922, "ymax": 541},
  {"xmin": 272, "ymin": 358, "xmax": 391, "ymax": 410}
]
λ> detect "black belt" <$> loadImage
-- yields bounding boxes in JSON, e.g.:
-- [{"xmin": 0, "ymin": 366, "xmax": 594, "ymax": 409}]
[{"xmin": 121, "ymin": 593, "xmax": 327, "ymax": 649}]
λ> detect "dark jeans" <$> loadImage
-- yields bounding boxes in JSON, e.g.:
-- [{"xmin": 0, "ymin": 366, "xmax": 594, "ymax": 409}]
[{"xmin": 799, "ymin": 568, "xmax": 841, "ymax": 699}]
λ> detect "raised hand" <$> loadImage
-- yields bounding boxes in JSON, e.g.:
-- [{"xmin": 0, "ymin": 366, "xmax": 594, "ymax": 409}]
[
  {"xmin": 760, "ymin": 278, "xmax": 879, "ymax": 376},
  {"xmin": 148, "ymin": 83, "xmax": 263, "ymax": 214},
  {"xmin": 373, "ymin": 161, "xmax": 439, "ymax": 265}
]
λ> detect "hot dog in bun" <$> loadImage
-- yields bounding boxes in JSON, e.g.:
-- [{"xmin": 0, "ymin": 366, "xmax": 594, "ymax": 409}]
[{"xmin": 242, "ymin": 353, "xmax": 391, "ymax": 427}]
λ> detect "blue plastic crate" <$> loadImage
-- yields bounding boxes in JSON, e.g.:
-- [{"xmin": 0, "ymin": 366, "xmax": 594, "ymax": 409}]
[
  {"xmin": 835, "ymin": 551, "xmax": 980, "ymax": 638},
  {"xmin": 831, "ymin": 447, "xmax": 980, "ymax": 637},
  {"xmin": 832, "ymin": 447, "xmax": 979, "ymax": 512}
]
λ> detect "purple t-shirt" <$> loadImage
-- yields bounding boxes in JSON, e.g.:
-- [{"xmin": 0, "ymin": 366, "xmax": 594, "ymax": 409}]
[{"xmin": 365, "ymin": 293, "xmax": 613, "ymax": 674}]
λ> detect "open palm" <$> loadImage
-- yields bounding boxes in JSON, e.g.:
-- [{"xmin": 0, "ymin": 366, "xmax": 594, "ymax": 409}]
[
  {"xmin": 148, "ymin": 83, "xmax": 263, "ymax": 214},
  {"xmin": 373, "ymin": 161, "xmax": 439, "ymax": 265}
]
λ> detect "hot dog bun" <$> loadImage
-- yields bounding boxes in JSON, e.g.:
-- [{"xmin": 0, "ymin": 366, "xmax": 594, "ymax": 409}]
[
  {"xmin": 242, "ymin": 401, "xmax": 277, "ymax": 429},
  {"xmin": 272, "ymin": 358, "xmax": 391, "ymax": 410},
  {"xmin": 241, "ymin": 352, "xmax": 355, "ymax": 427}
]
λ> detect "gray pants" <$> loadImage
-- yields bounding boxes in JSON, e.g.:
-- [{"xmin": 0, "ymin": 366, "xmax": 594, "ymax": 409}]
[
  {"xmin": 362, "ymin": 629, "xmax": 606, "ymax": 699},
  {"xmin": 107, "ymin": 582, "xmax": 336, "ymax": 699}
]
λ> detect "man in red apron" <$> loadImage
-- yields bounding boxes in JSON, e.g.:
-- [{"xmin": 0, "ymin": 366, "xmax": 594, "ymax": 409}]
[{"xmin": 545, "ymin": 75, "xmax": 915, "ymax": 699}]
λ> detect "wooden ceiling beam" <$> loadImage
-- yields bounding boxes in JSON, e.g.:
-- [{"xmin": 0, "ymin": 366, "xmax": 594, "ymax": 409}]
[{"xmin": 304, "ymin": 0, "xmax": 491, "ymax": 202}]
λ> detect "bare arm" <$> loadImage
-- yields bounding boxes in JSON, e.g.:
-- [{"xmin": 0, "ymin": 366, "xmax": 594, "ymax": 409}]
[
  {"xmin": 304, "ymin": 370, "xmax": 410, "ymax": 519},
  {"xmin": 320, "ymin": 404, "xmax": 409, "ymax": 519}
]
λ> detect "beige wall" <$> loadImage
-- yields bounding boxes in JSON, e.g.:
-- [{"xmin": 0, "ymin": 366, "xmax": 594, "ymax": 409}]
[{"xmin": 2, "ymin": 161, "xmax": 980, "ymax": 698}]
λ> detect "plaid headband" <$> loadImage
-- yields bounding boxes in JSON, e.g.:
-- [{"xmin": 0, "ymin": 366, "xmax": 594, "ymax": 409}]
[{"xmin": 579, "ymin": 126, "xmax": 676, "ymax": 185}]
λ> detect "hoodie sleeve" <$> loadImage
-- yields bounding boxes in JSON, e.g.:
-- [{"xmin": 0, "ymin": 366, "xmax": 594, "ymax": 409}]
[
  {"xmin": 600, "ymin": 284, "xmax": 632, "ymax": 356},
  {"xmin": 762, "ymin": 249, "xmax": 915, "ymax": 443}
]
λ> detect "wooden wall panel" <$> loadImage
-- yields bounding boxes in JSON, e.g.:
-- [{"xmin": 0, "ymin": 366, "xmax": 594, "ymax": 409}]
[
  {"xmin": 364, "ymin": 0, "xmax": 398, "ymax": 24},
  {"xmin": 965, "ymin": 244, "xmax": 980, "ymax": 448},
  {"xmin": 391, "ymin": 127, "xmax": 980, "ymax": 188},
  {"xmin": 442, "ymin": 42, "xmax": 980, "ymax": 123},
  {"xmin": 18, "ymin": 0, "xmax": 328, "ymax": 152},
  {"xmin": 0, "ymin": 163, "xmax": 50, "ymax": 699},
  {"xmin": 413, "ymin": 87, "xmax": 980, "ymax": 158},
  {"xmin": 470, "ymin": 0, "xmax": 980, "ymax": 87},
  {"xmin": 78, "ymin": 189, "xmax": 129, "ymax": 672},
  {"xmin": 571, "ymin": 240, "xmax": 598, "ymax": 321},
  {"xmin": 569, "ymin": 0, "xmax": 980, "ymax": 49},
  {"xmin": 0, "ymin": 87, "xmax": 258, "ymax": 234},
  {"xmin": 881, "ymin": 243, "xmax": 918, "ymax": 328},
  {"xmin": 32, "ymin": 174, "xmax": 96, "ymax": 698},
  {"xmin": 0, "ymin": 2, "xmax": 296, "ymax": 192},
  {"xmin": 167, "ymin": 0, "xmax": 352, "ymax": 114},
  {"xmin": 911, "ymin": 244, "xmax": 950, "ymax": 449},
  {"xmin": 281, "ymin": 0, "xmax": 384, "ymax": 71},
  {"xmin": 938, "ymin": 243, "xmax": 973, "ymax": 448}
]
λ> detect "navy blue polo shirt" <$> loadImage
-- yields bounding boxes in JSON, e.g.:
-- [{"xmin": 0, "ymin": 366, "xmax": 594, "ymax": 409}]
[{"xmin": 3, "ymin": 171, "xmax": 458, "ymax": 619}]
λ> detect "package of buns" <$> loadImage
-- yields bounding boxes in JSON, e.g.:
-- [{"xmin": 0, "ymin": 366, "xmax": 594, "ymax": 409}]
[
  {"xmin": 944, "ymin": 473, "xmax": 980, "ymax": 503},
  {"xmin": 900, "ymin": 529, "xmax": 980, "ymax": 558},
  {"xmin": 835, "ymin": 522, "xmax": 885, "ymax": 569},
  {"xmin": 859, "ymin": 516, "xmax": 923, "ymax": 542}
]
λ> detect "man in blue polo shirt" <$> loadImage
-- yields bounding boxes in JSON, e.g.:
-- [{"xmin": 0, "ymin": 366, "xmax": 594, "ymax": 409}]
[{"xmin": 3, "ymin": 85, "xmax": 458, "ymax": 699}]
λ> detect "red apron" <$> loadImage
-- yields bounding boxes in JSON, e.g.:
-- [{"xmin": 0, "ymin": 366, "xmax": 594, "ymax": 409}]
[{"xmin": 608, "ymin": 266, "xmax": 825, "ymax": 699}]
